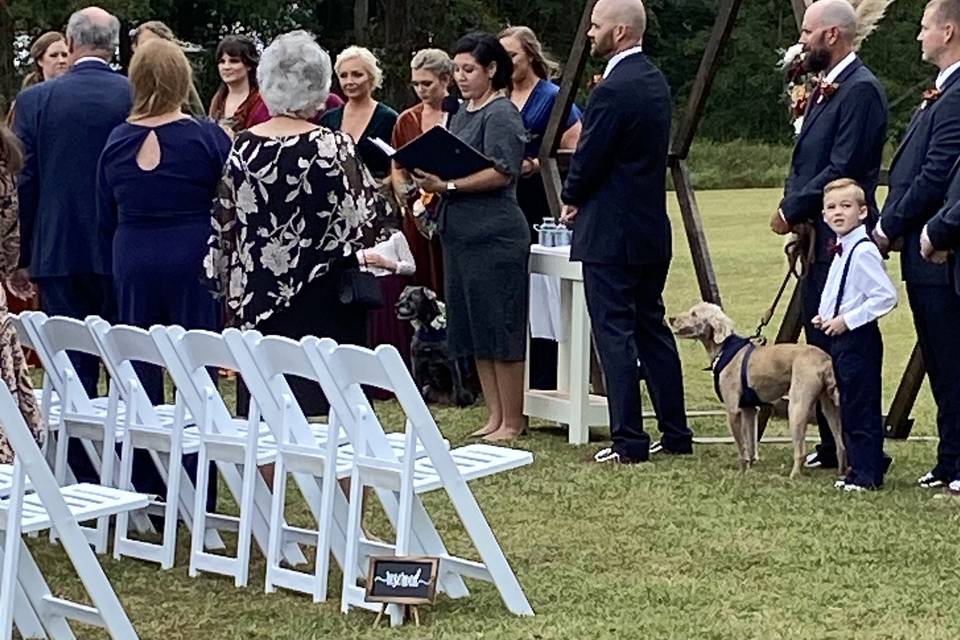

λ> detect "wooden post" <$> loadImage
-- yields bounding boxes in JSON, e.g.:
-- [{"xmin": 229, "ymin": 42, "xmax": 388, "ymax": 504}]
[
  {"xmin": 885, "ymin": 343, "xmax": 924, "ymax": 439},
  {"xmin": 670, "ymin": 159, "xmax": 722, "ymax": 305},
  {"xmin": 539, "ymin": 0, "xmax": 598, "ymax": 216},
  {"xmin": 790, "ymin": 0, "xmax": 810, "ymax": 28}
]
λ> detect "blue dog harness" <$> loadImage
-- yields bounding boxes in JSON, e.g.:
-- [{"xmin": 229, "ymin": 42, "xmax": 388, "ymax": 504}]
[{"xmin": 712, "ymin": 335, "xmax": 765, "ymax": 408}]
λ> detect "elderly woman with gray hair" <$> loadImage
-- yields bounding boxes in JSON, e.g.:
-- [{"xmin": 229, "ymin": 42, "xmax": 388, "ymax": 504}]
[{"xmin": 205, "ymin": 30, "xmax": 384, "ymax": 416}]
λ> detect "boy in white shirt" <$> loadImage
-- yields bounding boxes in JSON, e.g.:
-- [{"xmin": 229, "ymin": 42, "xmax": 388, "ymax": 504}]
[{"xmin": 813, "ymin": 178, "xmax": 898, "ymax": 491}]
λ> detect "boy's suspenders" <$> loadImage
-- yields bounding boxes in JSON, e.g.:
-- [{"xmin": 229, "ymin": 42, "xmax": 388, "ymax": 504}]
[{"xmin": 833, "ymin": 237, "xmax": 872, "ymax": 318}]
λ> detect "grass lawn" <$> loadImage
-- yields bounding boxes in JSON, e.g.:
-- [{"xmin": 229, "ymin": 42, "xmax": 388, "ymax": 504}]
[{"xmin": 23, "ymin": 188, "xmax": 960, "ymax": 639}]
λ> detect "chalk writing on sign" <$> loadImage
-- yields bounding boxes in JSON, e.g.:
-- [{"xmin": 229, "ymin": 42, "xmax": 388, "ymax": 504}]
[{"xmin": 374, "ymin": 568, "xmax": 431, "ymax": 589}]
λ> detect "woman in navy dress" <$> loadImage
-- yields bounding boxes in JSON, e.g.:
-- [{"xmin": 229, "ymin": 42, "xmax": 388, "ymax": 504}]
[{"xmin": 98, "ymin": 39, "xmax": 231, "ymax": 402}]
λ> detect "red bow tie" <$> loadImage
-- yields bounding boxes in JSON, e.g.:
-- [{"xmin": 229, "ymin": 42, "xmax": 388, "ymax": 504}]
[{"xmin": 828, "ymin": 238, "xmax": 843, "ymax": 256}]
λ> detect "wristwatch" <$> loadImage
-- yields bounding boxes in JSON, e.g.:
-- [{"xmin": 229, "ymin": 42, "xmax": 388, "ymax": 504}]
[{"xmin": 446, "ymin": 181, "xmax": 457, "ymax": 193}]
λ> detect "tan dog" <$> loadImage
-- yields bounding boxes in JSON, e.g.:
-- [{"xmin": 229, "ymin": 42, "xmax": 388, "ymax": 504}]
[{"xmin": 670, "ymin": 302, "xmax": 844, "ymax": 478}]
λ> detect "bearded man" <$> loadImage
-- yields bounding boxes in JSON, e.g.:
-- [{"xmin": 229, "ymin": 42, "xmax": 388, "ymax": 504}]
[{"xmin": 771, "ymin": 0, "xmax": 888, "ymax": 470}]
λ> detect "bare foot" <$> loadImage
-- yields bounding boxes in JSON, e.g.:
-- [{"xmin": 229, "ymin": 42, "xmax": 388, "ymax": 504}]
[
  {"xmin": 482, "ymin": 422, "xmax": 527, "ymax": 442},
  {"xmin": 470, "ymin": 422, "xmax": 501, "ymax": 438}
]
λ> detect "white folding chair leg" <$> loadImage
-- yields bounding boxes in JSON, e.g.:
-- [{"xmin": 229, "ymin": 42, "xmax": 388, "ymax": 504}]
[
  {"xmin": 0, "ymin": 459, "xmax": 25, "ymax": 639},
  {"xmin": 0, "ymin": 536, "xmax": 72, "ymax": 640}
]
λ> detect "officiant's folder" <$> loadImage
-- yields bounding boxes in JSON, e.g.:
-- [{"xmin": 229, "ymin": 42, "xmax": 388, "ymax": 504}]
[{"xmin": 370, "ymin": 126, "xmax": 494, "ymax": 180}]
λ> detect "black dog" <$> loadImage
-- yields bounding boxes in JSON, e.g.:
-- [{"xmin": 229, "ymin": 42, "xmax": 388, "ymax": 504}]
[{"xmin": 395, "ymin": 286, "xmax": 475, "ymax": 407}]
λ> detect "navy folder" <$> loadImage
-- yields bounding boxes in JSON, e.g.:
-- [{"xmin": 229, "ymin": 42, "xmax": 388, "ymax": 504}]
[{"xmin": 370, "ymin": 126, "xmax": 494, "ymax": 179}]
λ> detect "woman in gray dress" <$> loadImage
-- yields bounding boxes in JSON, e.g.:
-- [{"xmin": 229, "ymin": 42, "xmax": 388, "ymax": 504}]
[{"xmin": 414, "ymin": 33, "xmax": 529, "ymax": 442}]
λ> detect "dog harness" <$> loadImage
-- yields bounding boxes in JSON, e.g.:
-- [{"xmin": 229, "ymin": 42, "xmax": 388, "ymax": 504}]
[{"xmin": 712, "ymin": 335, "xmax": 765, "ymax": 408}]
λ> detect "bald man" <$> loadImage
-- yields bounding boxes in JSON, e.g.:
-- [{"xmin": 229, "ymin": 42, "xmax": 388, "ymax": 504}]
[
  {"xmin": 561, "ymin": 0, "xmax": 693, "ymax": 464},
  {"xmin": 13, "ymin": 6, "xmax": 132, "ymax": 482},
  {"xmin": 770, "ymin": 0, "xmax": 888, "ymax": 471}
]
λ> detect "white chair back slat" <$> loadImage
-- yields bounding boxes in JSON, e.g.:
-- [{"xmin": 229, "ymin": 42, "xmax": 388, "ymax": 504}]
[
  {"xmin": 20, "ymin": 312, "xmax": 98, "ymax": 415},
  {"xmin": 85, "ymin": 318, "xmax": 161, "ymax": 426}
]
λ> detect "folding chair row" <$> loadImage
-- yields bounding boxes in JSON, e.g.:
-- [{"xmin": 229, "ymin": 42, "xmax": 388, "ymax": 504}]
[{"xmin": 0, "ymin": 381, "xmax": 145, "ymax": 639}]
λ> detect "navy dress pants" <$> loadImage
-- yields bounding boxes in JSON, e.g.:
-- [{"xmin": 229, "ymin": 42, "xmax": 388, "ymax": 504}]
[
  {"xmin": 36, "ymin": 274, "xmax": 115, "ymax": 484},
  {"xmin": 582, "ymin": 261, "xmax": 692, "ymax": 460},
  {"xmin": 831, "ymin": 321, "xmax": 886, "ymax": 488},
  {"xmin": 907, "ymin": 283, "xmax": 960, "ymax": 482}
]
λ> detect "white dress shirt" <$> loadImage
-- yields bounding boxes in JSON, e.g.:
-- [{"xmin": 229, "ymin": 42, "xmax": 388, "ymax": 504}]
[
  {"xmin": 824, "ymin": 52, "xmax": 857, "ymax": 85},
  {"xmin": 358, "ymin": 231, "xmax": 416, "ymax": 277},
  {"xmin": 74, "ymin": 56, "xmax": 110, "ymax": 66},
  {"xmin": 818, "ymin": 225, "xmax": 897, "ymax": 330},
  {"xmin": 602, "ymin": 45, "xmax": 643, "ymax": 79},
  {"xmin": 937, "ymin": 59, "xmax": 960, "ymax": 90}
]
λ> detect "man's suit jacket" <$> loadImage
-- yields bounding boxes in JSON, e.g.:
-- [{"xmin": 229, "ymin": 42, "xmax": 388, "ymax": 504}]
[
  {"xmin": 880, "ymin": 71, "xmax": 960, "ymax": 286},
  {"xmin": 924, "ymin": 157, "xmax": 960, "ymax": 292},
  {"xmin": 562, "ymin": 52, "xmax": 671, "ymax": 266},
  {"xmin": 782, "ymin": 58, "xmax": 888, "ymax": 262},
  {"xmin": 13, "ymin": 60, "xmax": 132, "ymax": 278}
]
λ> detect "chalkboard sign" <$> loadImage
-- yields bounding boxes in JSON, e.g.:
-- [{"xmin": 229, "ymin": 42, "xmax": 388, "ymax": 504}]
[{"xmin": 365, "ymin": 556, "xmax": 439, "ymax": 605}]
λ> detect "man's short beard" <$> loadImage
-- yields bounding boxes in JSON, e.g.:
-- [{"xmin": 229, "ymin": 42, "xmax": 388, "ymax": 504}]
[{"xmin": 804, "ymin": 46, "xmax": 832, "ymax": 73}]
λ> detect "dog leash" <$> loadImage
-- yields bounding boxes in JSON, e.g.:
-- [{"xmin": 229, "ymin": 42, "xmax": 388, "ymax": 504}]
[{"xmin": 752, "ymin": 236, "xmax": 807, "ymax": 344}]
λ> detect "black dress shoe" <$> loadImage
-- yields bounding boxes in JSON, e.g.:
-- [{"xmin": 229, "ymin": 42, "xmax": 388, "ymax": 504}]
[
  {"xmin": 593, "ymin": 447, "xmax": 646, "ymax": 465},
  {"xmin": 918, "ymin": 470, "xmax": 946, "ymax": 488},
  {"xmin": 803, "ymin": 446, "xmax": 838, "ymax": 469},
  {"xmin": 649, "ymin": 440, "xmax": 693, "ymax": 456}
]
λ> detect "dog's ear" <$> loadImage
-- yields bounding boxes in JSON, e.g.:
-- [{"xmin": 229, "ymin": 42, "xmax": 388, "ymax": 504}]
[{"xmin": 705, "ymin": 308, "xmax": 734, "ymax": 344}]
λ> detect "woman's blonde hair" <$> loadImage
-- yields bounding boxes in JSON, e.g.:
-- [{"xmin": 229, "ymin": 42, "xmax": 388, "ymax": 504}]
[
  {"xmin": 128, "ymin": 39, "xmax": 192, "ymax": 119},
  {"xmin": 411, "ymin": 48, "xmax": 453, "ymax": 79},
  {"xmin": 498, "ymin": 25, "xmax": 559, "ymax": 80},
  {"xmin": 334, "ymin": 46, "xmax": 383, "ymax": 89}
]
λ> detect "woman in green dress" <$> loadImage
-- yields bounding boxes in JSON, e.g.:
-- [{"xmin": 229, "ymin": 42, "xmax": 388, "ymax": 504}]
[
  {"xmin": 414, "ymin": 33, "xmax": 529, "ymax": 442},
  {"xmin": 320, "ymin": 46, "xmax": 398, "ymax": 180}
]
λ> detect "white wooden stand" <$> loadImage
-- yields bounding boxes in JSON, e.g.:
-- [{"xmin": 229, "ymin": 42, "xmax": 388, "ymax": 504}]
[{"xmin": 524, "ymin": 245, "xmax": 609, "ymax": 444}]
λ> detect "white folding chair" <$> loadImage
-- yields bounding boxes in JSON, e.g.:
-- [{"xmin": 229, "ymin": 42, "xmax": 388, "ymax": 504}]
[
  {"xmin": 224, "ymin": 330, "xmax": 443, "ymax": 603},
  {"xmin": 17, "ymin": 312, "xmax": 134, "ymax": 553},
  {"xmin": 0, "ymin": 383, "xmax": 147, "ymax": 639},
  {"xmin": 308, "ymin": 339, "xmax": 534, "ymax": 625},
  {"xmin": 84, "ymin": 318, "xmax": 223, "ymax": 569},
  {"xmin": 151, "ymin": 325, "xmax": 309, "ymax": 586},
  {"xmin": 8, "ymin": 314, "xmax": 55, "ymax": 451}
]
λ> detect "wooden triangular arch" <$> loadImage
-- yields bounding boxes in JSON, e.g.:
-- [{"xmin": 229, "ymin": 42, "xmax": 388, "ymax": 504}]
[{"xmin": 539, "ymin": 0, "xmax": 922, "ymax": 439}]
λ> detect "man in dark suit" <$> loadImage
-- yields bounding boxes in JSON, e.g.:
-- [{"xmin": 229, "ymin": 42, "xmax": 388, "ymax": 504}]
[
  {"xmin": 12, "ymin": 6, "xmax": 130, "ymax": 394},
  {"xmin": 560, "ymin": 0, "xmax": 692, "ymax": 464},
  {"xmin": 12, "ymin": 6, "xmax": 130, "ymax": 483},
  {"xmin": 770, "ymin": 0, "xmax": 888, "ymax": 469},
  {"xmin": 876, "ymin": 0, "xmax": 960, "ymax": 489}
]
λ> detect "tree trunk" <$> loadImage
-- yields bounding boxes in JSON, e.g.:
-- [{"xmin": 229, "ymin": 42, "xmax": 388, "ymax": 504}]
[
  {"xmin": 354, "ymin": 0, "xmax": 369, "ymax": 44},
  {"xmin": 0, "ymin": 0, "xmax": 15, "ymax": 117}
]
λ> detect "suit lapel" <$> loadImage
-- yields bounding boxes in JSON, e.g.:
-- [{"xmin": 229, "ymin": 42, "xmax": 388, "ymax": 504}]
[
  {"xmin": 796, "ymin": 59, "xmax": 862, "ymax": 145},
  {"xmin": 892, "ymin": 71, "xmax": 960, "ymax": 169}
]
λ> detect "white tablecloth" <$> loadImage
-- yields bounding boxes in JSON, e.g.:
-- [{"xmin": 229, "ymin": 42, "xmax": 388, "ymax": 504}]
[{"xmin": 528, "ymin": 244, "xmax": 569, "ymax": 341}]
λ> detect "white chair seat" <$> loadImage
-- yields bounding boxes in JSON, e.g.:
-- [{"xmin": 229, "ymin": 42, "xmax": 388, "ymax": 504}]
[
  {"xmin": 0, "ymin": 464, "xmax": 30, "ymax": 498},
  {"xmin": 0, "ymin": 483, "xmax": 149, "ymax": 534},
  {"xmin": 411, "ymin": 445, "xmax": 533, "ymax": 493}
]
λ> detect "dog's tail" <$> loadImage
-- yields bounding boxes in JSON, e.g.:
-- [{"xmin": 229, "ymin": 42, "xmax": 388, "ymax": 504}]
[{"xmin": 821, "ymin": 365, "xmax": 840, "ymax": 406}]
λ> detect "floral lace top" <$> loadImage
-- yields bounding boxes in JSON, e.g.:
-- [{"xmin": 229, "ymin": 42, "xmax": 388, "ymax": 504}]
[
  {"xmin": 0, "ymin": 170, "xmax": 44, "ymax": 463},
  {"xmin": 0, "ymin": 174, "xmax": 20, "ymax": 277},
  {"xmin": 204, "ymin": 127, "xmax": 384, "ymax": 328}
]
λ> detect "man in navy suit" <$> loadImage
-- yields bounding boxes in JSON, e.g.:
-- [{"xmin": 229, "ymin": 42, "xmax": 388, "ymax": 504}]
[
  {"xmin": 875, "ymin": 0, "xmax": 960, "ymax": 489},
  {"xmin": 12, "ymin": 6, "xmax": 131, "ymax": 482},
  {"xmin": 12, "ymin": 6, "xmax": 130, "ymax": 394},
  {"xmin": 561, "ymin": 0, "xmax": 693, "ymax": 464},
  {"xmin": 770, "ymin": 0, "xmax": 888, "ymax": 469}
]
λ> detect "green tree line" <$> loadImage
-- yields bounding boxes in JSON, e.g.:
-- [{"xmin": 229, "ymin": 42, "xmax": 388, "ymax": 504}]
[{"xmin": 0, "ymin": 0, "xmax": 938, "ymax": 145}]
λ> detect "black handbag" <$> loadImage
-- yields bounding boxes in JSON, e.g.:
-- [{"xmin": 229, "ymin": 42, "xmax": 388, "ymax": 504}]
[{"xmin": 338, "ymin": 268, "xmax": 383, "ymax": 309}]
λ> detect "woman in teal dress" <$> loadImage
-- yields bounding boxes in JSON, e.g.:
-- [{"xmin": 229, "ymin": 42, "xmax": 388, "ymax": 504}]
[
  {"xmin": 320, "ymin": 46, "xmax": 398, "ymax": 179},
  {"xmin": 414, "ymin": 33, "xmax": 529, "ymax": 442}
]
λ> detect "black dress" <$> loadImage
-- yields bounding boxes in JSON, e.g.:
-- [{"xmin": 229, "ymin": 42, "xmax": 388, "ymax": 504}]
[{"xmin": 205, "ymin": 127, "xmax": 384, "ymax": 415}]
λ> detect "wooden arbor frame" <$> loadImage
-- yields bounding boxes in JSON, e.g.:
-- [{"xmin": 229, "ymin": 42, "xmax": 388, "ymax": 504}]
[{"xmin": 538, "ymin": 0, "xmax": 921, "ymax": 439}]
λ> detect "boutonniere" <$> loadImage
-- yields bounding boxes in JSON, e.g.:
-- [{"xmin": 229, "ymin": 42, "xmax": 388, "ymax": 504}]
[
  {"xmin": 816, "ymin": 79, "xmax": 840, "ymax": 104},
  {"xmin": 921, "ymin": 87, "xmax": 941, "ymax": 110}
]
